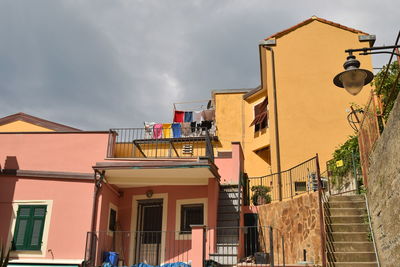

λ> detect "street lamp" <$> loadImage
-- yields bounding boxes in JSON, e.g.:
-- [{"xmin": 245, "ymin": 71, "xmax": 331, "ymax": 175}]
[{"xmin": 333, "ymin": 45, "xmax": 400, "ymax": 95}]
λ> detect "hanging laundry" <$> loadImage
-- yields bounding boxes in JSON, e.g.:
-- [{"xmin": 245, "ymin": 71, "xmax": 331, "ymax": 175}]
[
  {"xmin": 184, "ymin": 111, "xmax": 193, "ymax": 122},
  {"xmin": 153, "ymin": 124, "xmax": 163, "ymax": 139},
  {"xmin": 181, "ymin": 122, "xmax": 191, "ymax": 136},
  {"xmin": 202, "ymin": 109, "xmax": 215, "ymax": 121},
  {"xmin": 201, "ymin": 120, "xmax": 212, "ymax": 130},
  {"xmin": 162, "ymin": 123, "xmax": 172, "ymax": 138},
  {"xmin": 193, "ymin": 110, "xmax": 204, "ymax": 123},
  {"xmin": 172, "ymin": 123, "xmax": 181, "ymax": 138},
  {"xmin": 144, "ymin": 122, "xmax": 155, "ymax": 139},
  {"xmin": 190, "ymin": 122, "xmax": 197, "ymax": 132},
  {"xmin": 173, "ymin": 110, "xmax": 184, "ymax": 123}
]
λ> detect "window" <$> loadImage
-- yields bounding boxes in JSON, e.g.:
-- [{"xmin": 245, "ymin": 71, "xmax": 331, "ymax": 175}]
[
  {"xmin": 12, "ymin": 205, "xmax": 47, "ymax": 251},
  {"xmin": 295, "ymin": 181, "xmax": 307, "ymax": 193},
  {"xmin": 180, "ymin": 204, "xmax": 204, "ymax": 233},
  {"xmin": 109, "ymin": 208, "xmax": 117, "ymax": 231},
  {"xmin": 250, "ymin": 99, "xmax": 268, "ymax": 132}
]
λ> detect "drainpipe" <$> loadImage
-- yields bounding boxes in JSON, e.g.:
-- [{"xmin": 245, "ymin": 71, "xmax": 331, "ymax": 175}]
[
  {"xmin": 86, "ymin": 170, "xmax": 105, "ymax": 267},
  {"xmin": 262, "ymin": 45, "xmax": 283, "ymax": 201},
  {"xmin": 91, "ymin": 170, "xmax": 105, "ymax": 233}
]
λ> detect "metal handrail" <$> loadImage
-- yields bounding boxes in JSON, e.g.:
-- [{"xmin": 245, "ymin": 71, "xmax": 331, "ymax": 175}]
[{"xmin": 364, "ymin": 194, "xmax": 381, "ymax": 267}]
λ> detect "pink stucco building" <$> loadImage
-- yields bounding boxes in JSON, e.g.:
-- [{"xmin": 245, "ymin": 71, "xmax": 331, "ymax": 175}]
[{"xmin": 0, "ymin": 113, "xmax": 246, "ymax": 267}]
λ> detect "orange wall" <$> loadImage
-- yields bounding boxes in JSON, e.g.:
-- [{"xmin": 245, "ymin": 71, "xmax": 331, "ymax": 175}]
[
  {"xmin": 263, "ymin": 20, "xmax": 372, "ymax": 171},
  {"xmin": 0, "ymin": 176, "xmax": 93, "ymax": 260},
  {"xmin": 0, "ymin": 132, "xmax": 109, "ymax": 173}
]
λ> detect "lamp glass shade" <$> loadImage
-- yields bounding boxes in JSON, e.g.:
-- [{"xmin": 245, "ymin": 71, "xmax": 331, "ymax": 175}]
[{"xmin": 339, "ymin": 69, "xmax": 368, "ymax": 96}]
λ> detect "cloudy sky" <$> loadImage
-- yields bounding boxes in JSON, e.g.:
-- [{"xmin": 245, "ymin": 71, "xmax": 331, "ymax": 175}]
[{"xmin": 0, "ymin": 0, "xmax": 398, "ymax": 130}]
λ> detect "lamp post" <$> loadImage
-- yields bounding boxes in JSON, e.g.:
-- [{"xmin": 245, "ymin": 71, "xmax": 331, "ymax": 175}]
[{"xmin": 333, "ymin": 45, "xmax": 400, "ymax": 95}]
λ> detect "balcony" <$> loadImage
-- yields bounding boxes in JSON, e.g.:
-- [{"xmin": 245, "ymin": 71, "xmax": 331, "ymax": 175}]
[{"xmin": 106, "ymin": 127, "xmax": 218, "ymax": 161}]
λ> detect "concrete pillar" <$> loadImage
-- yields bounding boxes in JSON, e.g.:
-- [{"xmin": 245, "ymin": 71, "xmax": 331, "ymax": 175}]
[{"xmin": 191, "ymin": 225, "xmax": 205, "ymax": 267}]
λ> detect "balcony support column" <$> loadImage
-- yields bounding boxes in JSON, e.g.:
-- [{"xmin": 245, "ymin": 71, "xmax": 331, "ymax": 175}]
[{"xmin": 191, "ymin": 225, "xmax": 206, "ymax": 267}]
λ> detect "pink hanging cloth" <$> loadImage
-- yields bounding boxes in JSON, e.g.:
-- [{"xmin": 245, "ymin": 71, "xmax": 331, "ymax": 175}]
[{"xmin": 153, "ymin": 124, "xmax": 163, "ymax": 139}]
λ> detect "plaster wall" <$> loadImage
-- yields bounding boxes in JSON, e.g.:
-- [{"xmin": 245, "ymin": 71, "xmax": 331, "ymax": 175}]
[
  {"xmin": 95, "ymin": 179, "xmax": 219, "ymax": 265},
  {"xmin": 367, "ymin": 92, "xmax": 400, "ymax": 266},
  {"xmin": 0, "ymin": 176, "xmax": 93, "ymax": 261},
  {"xmin": 0, "ymin": 132, "xmax": 109, "ymax": 173},
  {"xmin": 263, "ymin": 20, "xmax": 372, "ymax": 171}
]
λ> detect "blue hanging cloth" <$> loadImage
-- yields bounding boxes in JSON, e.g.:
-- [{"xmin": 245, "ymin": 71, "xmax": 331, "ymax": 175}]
[
  {"xmin": 184, "ymin": 111, "xmax": 193, "ymax": 122},
  {"xmin": 172, "ymin": 123, "xmax": 181, "ymax": 138}
]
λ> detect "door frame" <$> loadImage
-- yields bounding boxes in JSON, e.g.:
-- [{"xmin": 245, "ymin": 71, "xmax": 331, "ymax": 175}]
[{"xmin": 129, "ymin": 193, "xmax": 168, "ymax": 266}]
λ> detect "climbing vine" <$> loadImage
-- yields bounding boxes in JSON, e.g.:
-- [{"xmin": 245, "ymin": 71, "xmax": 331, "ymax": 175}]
[{"xmin": 328, "ymin": 135, "xmax": 360, "ymax": 178}]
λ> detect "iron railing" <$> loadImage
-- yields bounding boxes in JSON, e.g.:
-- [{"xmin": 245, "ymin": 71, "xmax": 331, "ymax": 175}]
[
  {"xmin": 204, "ymin": 226, "xmax": 285, "ymax": 266},
  {"xmin": 84, "ymin": 230, "xmax": 191, "ymax": 267},
  {"xmin": 246, "ymin": 156, "xmax": 319, "ymax": 204},
  {"xmin": 84, "ymin": 226, "xmax": 287, "ymax": 267},
  {"xmin": 106, "ymin": 127, "xmax": 217, "ymax": 160},
  {"xmin": 357, "ymin": 91, "xmax": 382, "ymax": 187}
]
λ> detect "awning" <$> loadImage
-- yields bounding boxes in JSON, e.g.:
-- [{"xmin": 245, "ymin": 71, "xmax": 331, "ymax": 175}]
[
  {"xmin": 250, "ymin": 111, "xmax": 268, "ymax": 126},
  {"xmin": 93, "ymin": 158, "xmax": 220, "ymax": 187}
]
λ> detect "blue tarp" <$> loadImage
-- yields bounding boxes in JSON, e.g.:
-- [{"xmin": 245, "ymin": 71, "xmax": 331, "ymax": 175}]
[{"xmin": 132, "ymin": 262, "xmax": 190, "ymax": 267}]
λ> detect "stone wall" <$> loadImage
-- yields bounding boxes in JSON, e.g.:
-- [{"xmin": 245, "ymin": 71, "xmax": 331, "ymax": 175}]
[
  {"xmin": 257, "ymin": 192, "xmax": 322, "ymax": 265},
  {"xmin": 367, "ymin": 92, "xmax": 400, "ymax": 266}
]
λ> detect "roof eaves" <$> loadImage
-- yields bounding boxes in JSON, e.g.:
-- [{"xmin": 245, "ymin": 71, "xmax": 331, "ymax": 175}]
[
  {"xmin": 264, "ymin": 16, "xmax": 368, "ymax": 41},
  {"xmin": 0, "ymin": 112, "xmax": 81, "ymax": 132},
  {"xmin": 243, "ymin": 85, "xmax": 263, "ymax": 100}
]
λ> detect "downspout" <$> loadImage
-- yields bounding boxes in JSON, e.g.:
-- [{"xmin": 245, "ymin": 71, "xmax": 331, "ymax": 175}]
[
  {"xmin": 262, "ymin": 45, "xmax": 283, "ymax": 201},
  {"xmin": 86, "ymin": 170, "xmax": 105, "ymax": 267},
  {"xmin": 91, "ymin": 170, "xmax": 105, "ymax": 233}
]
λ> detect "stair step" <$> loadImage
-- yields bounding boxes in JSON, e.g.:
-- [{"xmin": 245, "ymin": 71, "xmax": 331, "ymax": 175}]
[
  {"xmin": 330, "ymin": 195, "xmax": 364, "ymax": 202},
  {"xmin": 332, "ymin": 242, "xmax": 374, "ymax": 252},
  {"xmin": 331, "ymin": 232, "xmax": 370, "ymax": 242},
  {"xmin": 217, "ymin": 213, "xmax": 239, "ymax": 222},
  {"xmin": 330, "ymin": 208, "xmax": 367, "ymax": 216},
  {"xmin": 328, "ymin": 223, "xmax": 369, "ymax": 232},
  {"xmin": 333, "ymin": 252, "xmax": 376, "ymax": 262},
  {"xmin": 328, "ymin": 201, "xmax": 366, "ymax": 208},
  {"xmin": 218, "ymin": 198, "xmax": 239, "ymax": 205},
  {"xmin": 217, "ymin": 221, "xmax": 239, "ymax": 227},
  {"xmin": 219, "ymin": 192, "xmax": 239, "ymax": 200},
  {"xmin": 209, "ymin": 254, "xmax": 238, "ymax": 265},
  {"xmin": 218, "ymin": 206, "xmax": 239, "ymax": 213},
  {"xmin": 330, "ymin": 262, "xmax": 377, "ymax": 267},
  {"xmin": 216, "ymin": 244, "xmax": 238, "ymax": 254},
  {"xmin": 329, "ymin": 215, "xmax": 365, "ymax": 224},
  {"xmin": 217, "ymin": 235, "xmax": 239, "ymax": 244},
  {"xmin": 217, "ymin": 228, "xmax": 240, "ymax": 236}
]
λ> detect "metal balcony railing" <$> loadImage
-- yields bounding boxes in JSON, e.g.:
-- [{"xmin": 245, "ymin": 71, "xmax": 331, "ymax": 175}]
[{"xmin": 106, "ymin": 127, "xmax": 217, "ymax": 160}]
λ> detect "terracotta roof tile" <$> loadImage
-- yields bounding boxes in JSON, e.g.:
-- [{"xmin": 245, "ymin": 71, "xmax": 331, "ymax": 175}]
[{"xmin": 264, "ymin": 16, "xmax": 368, "ymax": 40}]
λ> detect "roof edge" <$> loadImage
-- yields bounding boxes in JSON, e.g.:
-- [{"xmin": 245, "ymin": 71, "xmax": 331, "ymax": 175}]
[
  {"xmin": 264, "ymin": 16, "xmax": 369, "ymax": 41},
  {"xmin": 0, "ymin": 112, "xmax": 81, "ymax": 132}
]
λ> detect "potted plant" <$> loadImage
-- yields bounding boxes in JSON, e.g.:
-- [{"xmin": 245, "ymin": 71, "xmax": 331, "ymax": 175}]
[{"xmin": 251, "ymin": 185, "xmax": 272, "ymax": 205}]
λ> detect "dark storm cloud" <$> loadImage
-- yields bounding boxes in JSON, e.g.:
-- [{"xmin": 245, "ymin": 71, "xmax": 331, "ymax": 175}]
[{"xmin": 0, "ymin": 0, "xmax": 398, "ymax": 129}]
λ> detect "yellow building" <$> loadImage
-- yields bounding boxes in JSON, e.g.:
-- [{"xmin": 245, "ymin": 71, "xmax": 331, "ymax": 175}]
[
  {"xmin": 213, "ymin": 16, "xmax": 373, "ymax": 179},
  {"xmin": 0, "ymin": 112, "xmax": 81, "ymax": 132}
]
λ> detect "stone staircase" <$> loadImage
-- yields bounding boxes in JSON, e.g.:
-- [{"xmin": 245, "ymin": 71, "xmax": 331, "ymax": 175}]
[
  {"xmin": 325, "ymin": 195, "xmax": 378, "ymax": 267},
  {"xmin": 209, "ymin": 185, "xmax": 240, "ymax": 266}
]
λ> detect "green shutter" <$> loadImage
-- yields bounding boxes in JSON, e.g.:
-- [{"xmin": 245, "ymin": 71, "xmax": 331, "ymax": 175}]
[{"xmin": 13, "ymin": 205, "xmax": 46, "ymax": 251}]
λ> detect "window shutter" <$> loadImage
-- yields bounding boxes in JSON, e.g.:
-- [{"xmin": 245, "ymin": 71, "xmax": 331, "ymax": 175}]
[
  {"xmin": 13, "ymin": 207, "xmax": 31, "ymax": 250},
  {"xmin": 13, "ymin": 205, "xmax": 46, "ymax": 251},
  {"xmin": 28, "ymin": 206, "xmax": 46, "ymax": 250}
]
